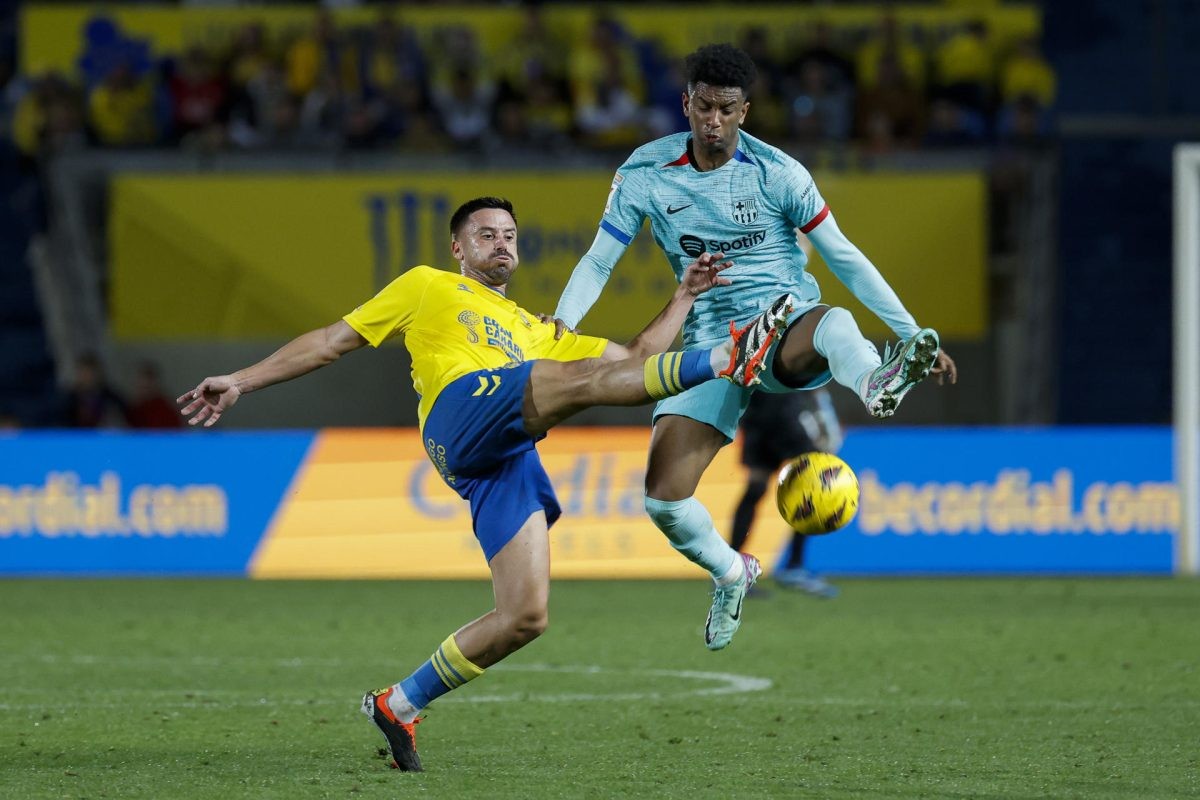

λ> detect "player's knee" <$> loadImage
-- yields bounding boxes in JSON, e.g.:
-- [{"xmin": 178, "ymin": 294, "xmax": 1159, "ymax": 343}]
[
  {"xmin": 819, "ymin": 306, "xmax": 849, "ymax": 326},
  {"xmin": 644, "ymin": 495, "xmax": 690, "ymax": 535},
  {"xmin": 803, "ymin": 305, "xmax": 832, "ymax": 328},
  {"xmin": 554, "ymin": 358, "xmax": 600, "ymax": 395},
  {"xmin": 645, "ymin": 495, "xmax": 715, "ymax": 552},
  {"xmin": 507, "ymin": 607, "xmax": 549, "ymax": 646}
]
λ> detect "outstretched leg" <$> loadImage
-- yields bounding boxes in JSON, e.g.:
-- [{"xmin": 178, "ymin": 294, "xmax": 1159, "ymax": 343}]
[
  {"xmin": 522, "ymin": 348, "xmax": 725, "ymax": 436},
  {"xmin": 521, "ymin": 298, "xmax": 788, "ymax": 436},
  {"xmin": 774, "ymin": 305, "xmax": 939, "ymax": 419}
]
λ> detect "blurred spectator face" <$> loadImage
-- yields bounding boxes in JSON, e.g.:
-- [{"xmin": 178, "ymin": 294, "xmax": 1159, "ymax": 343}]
[
  {"xmin": 812, "ymin": 21, "xmax": 834, "ymax": 48},
  {"xmin": 877, "ymin": 54, "xmax": 901, "ymax": 88},
  {"xmin": 389, "ymin": 80, "xmax": 426, "ymax": 113},
  {"xmin": 106, "ymin": 62, "xmax": 135, "ymax": 90},
  {"xmin": 495, "ymin": 100, "xmax": 527, "ymax": 140},
  {"xmin": 1007, "ymin": 95, "xmax": 1044, "ymax": 143},
  {"xmin": 801, "ymin": 61, "xmax": 827, "ymax": 94},
  {"xmin": 683, "ymin": 82, "xmax": 748, "ymax": 158},
  {"xmin": 46, "ymin": 98, "xmax": 82, "ymax": 143},
  {"xmin": 528, "ymin": 75, "xmax": 556, "ymax": 105},
  {"xmin": 180, "ymin": 47, "xmax": 214, "ymax": 82},
  {"xmin": 314, "ymin": 11, "xmax": 336, "ymax": 43},
  {"xmin": 33, "ymin": 72, "xmax": 63, "ymax": 103},
  {"xmin": 929, "ymin": 98, "xmax": 962, "ymax": 133},
  {"xmin": 864, "ymin": 109, "xmax": 895, "ymax": 153},
  {"xmin": 344, "ymin": 101, "xmax": 376, "ymax": 145},
  {"xmin": 880, "ymin": 15, "xmax": 899, "ymax": 42},
  {"xmin": 134, "ymin": 364, "xmax": 161, "ymax": 400},
  {"xmin": 590, "ymin": 18, "xmax": 621, "ymax": 53},
  {"xmin": 373, "ymin": 16, "xmax": 398, "ymax": 46},
  {"xmin": 450, "ymin": 69, "xmax": 477, "ymax": 102},
  {"xmin": 271, "ymin": 96, "xmax": 300, "ymax": 134},
  {"xmin": 234, "ymin": 23, "xmax": 265, "ymax": 54},
  {"xmin": 741, "ymin": 27, "xmax": 771, "ymax": 63},
  {"xmin": 440, "ymin": 27, "xmax": 480, "ymax": 71},
  {"xmin": 750, "ymin": 73, "xmax": 774, "ymax": 103},
  {"xmin": 74, "ymin": 357, "xmax": 102, "ymax": 391},
  {"xmin": 520, "ymin": 5, "xmax": 548, "ymax": 38}
]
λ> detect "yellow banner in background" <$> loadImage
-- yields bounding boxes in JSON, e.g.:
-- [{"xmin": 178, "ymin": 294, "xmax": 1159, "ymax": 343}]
[
  {"xmin": 110, "ymin": 170, "xmax": 986, "ymax": 343},
  {"xmin": 250, "ymin": 428, "xmax": 785, "ymax": 579}
]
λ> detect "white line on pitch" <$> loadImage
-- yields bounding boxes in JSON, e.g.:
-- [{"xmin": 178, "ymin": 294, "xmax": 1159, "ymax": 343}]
[{"xmin": 0, "ymin": 662, "xmax": 772, "ymax": 709}]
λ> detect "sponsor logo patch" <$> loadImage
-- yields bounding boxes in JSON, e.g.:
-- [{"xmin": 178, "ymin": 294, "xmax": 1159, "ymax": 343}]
[
  {"xmin": 679, "ymin": 230, "xmax": 767, "ymax": 257},
  {"xmin": 679, "ymin": 234, "xmax": 705, "ymax": 257}
]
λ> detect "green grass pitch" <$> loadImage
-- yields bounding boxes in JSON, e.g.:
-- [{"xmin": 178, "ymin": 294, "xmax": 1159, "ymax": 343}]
[{"xmin": 2, "ymin": 578, "xmax": 1197, "ymax": 799}]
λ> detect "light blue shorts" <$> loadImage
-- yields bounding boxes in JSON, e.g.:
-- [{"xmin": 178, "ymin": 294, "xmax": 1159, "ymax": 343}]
[{"xmin": 653, "ymin": 302, "xmax": 833, "ymax": 442}]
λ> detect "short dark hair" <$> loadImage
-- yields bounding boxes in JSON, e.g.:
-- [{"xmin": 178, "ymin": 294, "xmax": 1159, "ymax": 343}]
[
  {"xmin": 684, "ymin": 43, "xmax": 757, "ymax": 95},
  {"xmin": 450, "ymin": 197, "xmax": 516, "ymax": 236}
]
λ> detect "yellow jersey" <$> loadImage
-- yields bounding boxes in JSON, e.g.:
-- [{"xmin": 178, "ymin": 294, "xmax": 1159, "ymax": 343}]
[{"xmin": 344, "ymin": 266, "xmax": 609, "ymax": 428}]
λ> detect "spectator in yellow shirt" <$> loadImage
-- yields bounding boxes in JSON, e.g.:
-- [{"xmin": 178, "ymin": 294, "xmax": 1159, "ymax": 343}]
[{"xmin": 88, "ymin": 61, "xmax": 156, "ymax": 146}]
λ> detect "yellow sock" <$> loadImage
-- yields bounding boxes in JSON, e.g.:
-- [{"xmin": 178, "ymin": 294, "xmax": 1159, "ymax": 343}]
[{"xmin": 643, "ymin": 352, "xmax": 684, "ymax": 400}]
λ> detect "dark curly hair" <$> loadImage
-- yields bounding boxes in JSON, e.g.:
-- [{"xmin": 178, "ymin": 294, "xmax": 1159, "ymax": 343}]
[
  {"xmin": 450, "ymin": 197, "xmax": 516, "ymax": 235},
  {"xmin": 684, "ymin": 43, "xmax": 758, "ymax": 95}
]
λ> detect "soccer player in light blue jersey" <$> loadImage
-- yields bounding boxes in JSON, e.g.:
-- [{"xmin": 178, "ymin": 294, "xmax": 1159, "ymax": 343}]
[{"xmin": 553, "ymin": 43, "xmax": 958, "ymax": 651}]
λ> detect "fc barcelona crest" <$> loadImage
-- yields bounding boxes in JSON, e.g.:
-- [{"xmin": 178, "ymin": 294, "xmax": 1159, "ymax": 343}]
[{"xmin": 732, "ymin": 198, "xmax": 759, "ymax": 226}]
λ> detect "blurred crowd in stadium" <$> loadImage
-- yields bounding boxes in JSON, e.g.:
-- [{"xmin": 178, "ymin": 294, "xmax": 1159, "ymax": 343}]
[
  {"xmin": 0, "ymin": 351, "xmax": 180, "ymax": 431},
  {"xmin": 3, "ymin": 6, "xmax": 1056, "ymax": 160}
]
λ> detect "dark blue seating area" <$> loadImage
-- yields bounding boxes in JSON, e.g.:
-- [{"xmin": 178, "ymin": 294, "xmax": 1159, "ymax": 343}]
[
  {"xmin": 0, "ymin": 142, "xmax": 59, "ymax": 427},
  {"xmin": 1043, "ymin": 0, "xmax": 1191, "ymax": 424},
  {"xmin": 1055, "ymin": 139, "xmax": 1175, "ymax": 423}
]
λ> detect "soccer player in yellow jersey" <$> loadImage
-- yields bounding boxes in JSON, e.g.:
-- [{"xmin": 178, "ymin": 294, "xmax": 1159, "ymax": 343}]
[{"xmin": 178, "ymin": 196, "xmax": 785, "ymax": 773}]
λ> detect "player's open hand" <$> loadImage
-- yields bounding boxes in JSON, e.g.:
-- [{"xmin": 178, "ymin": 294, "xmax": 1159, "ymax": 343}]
[
  {"xmin": 177, "ymin": 376, "xmax": 242, "ymax": 427},
  {"xmin": 536, "ymin": 314, "xmax": 576, "ymax": 341},
  {"xmin": 931, "ymin": 349, "xmax": 958, "ymax": 385},
  {"xmin": 681, "ymin": 251, "xmax": 734, "ymax": 296}
]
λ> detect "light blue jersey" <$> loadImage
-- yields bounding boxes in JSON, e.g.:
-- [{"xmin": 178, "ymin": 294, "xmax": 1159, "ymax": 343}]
[
  {"xmin": 555, "ymin": 129, "xmax": 922, "ymax": 439},
  {"xmin": 562, "ymin": 130, "xmax": 829, "ymax": 347}
]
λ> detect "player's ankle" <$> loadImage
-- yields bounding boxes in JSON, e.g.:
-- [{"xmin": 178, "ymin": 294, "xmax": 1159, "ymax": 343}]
[
  {"xmin": 714, "ymin": 553, "xmax": 745, "ymax": 586},
  {"xmin": 386, "ymin": 685, "xmax": 421, "ymax": 723},
  {"xmin": 709, "ymin": 341, "xmax": 732, "ymax": 374}
]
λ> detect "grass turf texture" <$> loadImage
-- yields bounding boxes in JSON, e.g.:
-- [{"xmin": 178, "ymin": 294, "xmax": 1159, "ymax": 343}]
[{"xmin": 1, "ymin": 579, "xmax": 1197, "ymax": 799}]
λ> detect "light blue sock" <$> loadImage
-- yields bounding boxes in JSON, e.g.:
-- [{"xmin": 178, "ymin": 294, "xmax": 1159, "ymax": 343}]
[
  {"xmin": 644, "ymin": 495, "xmax": 738, "ymax": 579},
  {"xmin": 813, "ymin": 307, "xmax": 880, "ymax": 398}
]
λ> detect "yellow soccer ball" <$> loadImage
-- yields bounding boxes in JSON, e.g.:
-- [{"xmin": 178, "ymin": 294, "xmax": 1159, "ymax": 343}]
[{"xmin": 775, "ymin": 452, "xmax": 860, "ymax": 535}]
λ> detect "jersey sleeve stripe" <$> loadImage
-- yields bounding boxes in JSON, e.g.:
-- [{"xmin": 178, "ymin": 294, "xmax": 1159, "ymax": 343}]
[
  {"xmin": 600, "ymin": 219, "xmax": 633, "ymax": 245},
  {"xmin": 799, "ymin": 203, "xmax": 830, "ymax": 234}
]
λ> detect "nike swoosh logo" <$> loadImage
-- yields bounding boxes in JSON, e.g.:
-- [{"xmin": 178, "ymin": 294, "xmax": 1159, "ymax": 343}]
[
  {"xmin": 666, "ymin": 204, "xmax": 693, "ymax": 214},
  {"xmin": 731, "ymin": 596, "xmax": 743, "ymax": 622}
]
